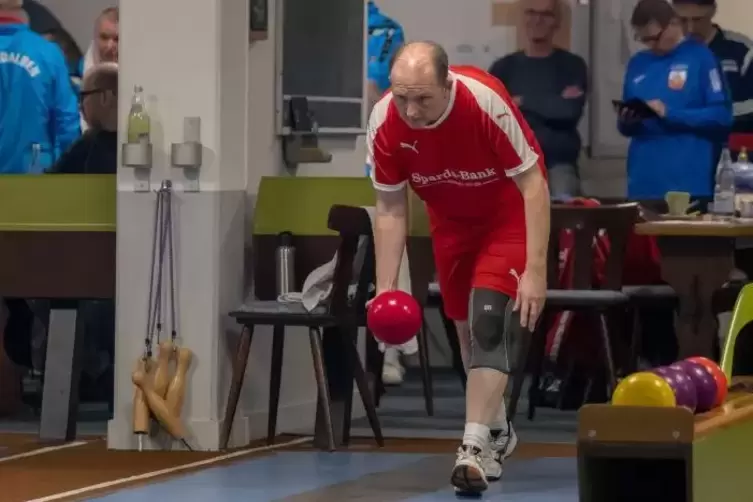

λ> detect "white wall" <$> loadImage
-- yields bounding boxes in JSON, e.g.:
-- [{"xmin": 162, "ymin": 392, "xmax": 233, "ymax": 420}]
[
  {"xmin": 716, "ymin": 3, "xmax": 753, "ymax": 41},
  {"xmin": 40, "ymin": 0, "xmax": 366, "ymax": 440},
  {"xmin": 37, "ymin": 0, "xmax": 114, "ymax": 50}
]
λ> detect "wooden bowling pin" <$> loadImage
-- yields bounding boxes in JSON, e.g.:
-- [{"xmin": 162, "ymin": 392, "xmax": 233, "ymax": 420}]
[
  {"xmin": 151, "ymin": 340, "xmax": 174, "ymax": 398},
  {"xmin": 132, "ymin": 357, "xmax": 153, "ymax": 451},
  {"xmin": 165, "ymin": 347, "xmax": 192, "ymax": 417},
  {"xmin": 132, "ymin": 368, "xmax": 187, "ymax": 440}
]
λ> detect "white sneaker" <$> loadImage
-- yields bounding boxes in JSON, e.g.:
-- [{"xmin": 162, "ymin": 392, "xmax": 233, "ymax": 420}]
[
  {"xmin": 480, "ymin": 446, "xmax": 503, "ymax": 481},
  {"xmin": 450, "ymin": 445, "xmax": 489, "ymax": 494},
  {"xmin": 382, "ymin": 350, "xmax": 405, "ymax": 385},
  {"xmin": 485, "ymin": 421, "xmax": 519, "ymax": 481}
]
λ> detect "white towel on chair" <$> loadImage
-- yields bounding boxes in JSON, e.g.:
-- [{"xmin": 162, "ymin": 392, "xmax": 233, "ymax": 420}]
[{"xmin": 277, "ymin": 206, "xmax": 418, "ymax": 355}]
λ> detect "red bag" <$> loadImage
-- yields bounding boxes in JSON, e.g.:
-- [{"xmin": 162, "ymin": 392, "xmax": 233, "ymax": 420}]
[{"xmin": 544, "ymin": 198, "xmax": 662, "ymax": 363}]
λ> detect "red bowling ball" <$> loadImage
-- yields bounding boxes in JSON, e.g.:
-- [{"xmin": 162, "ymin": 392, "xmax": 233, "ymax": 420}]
[{"xmin": 367, "ymin": 290, "xmax": 422, "ymax": 345}]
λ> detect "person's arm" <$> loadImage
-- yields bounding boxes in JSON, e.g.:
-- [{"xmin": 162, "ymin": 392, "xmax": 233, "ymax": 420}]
[
  {"xmin": 518, "ymin": 56, "xmax": 588, "ymax": 128},
  {"xmin": 482, "ymin": 85, "xmax": 550, "ymax": 274},
  {"xmin": 367, "ymin": 101, "xmax": 408, "ymax": 293},
  {"xmin": 617, "ymin": 58, "xmax": 646, "ymax": 137},
  {"xmin": 49, "ymin": 48, "xmax": 81, "ymax": 159},
  {"xmin": 513, "ymin": 166, "xmax": 550, "ymax": 273},
  {"xmin": 662, "ymin": 51, "xmax": 732, "ymax": 132}
]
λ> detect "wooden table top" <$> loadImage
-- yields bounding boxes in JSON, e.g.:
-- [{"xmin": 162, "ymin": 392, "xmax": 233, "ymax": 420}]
[{"xmin": 635, "ymin": 217, "xmax": 753, "ymax": 237}]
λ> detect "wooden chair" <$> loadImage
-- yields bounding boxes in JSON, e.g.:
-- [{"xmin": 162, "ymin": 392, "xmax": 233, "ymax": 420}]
[
  {"xmin": 507, "ymin": 203, "xmax": 639, "ymax": 421},
  {"xmin": 219, "ymin": 205, "xmax": 384, "ymax": 450}
]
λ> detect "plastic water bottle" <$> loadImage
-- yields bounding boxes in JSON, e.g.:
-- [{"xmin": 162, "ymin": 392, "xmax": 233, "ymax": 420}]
[
  {"xmin": 734, "ymin": 147, "xmax": 753, "ymax": 217},
  {"xmin": 712, "ymin": 147, "xmax": 736, "ymax": 217},
  {"xmin": 28, "ymin": 143, "xmax": 42, "ymax": 173}
]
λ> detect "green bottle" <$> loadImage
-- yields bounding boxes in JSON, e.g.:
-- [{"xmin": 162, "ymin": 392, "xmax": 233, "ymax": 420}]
[{"xmin": 127, "ymin": 85, "xmax": 150, "ymax": 144}]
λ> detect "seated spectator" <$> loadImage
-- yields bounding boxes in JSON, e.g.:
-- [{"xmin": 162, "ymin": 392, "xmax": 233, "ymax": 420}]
[
  {"xmin": 0, "ymin": 0, "xmax": 79, "ymax": 173},
  {"xmin": 50, "ymin": 63, "xmax": 118, "ymax": 175}
]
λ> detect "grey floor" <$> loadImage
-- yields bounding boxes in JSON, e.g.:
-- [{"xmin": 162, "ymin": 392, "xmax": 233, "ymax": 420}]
[
  {"xmin": 351, "ymin": 369, "xmax": 578, "ymax": 444},
  {"xmin": 0, "ymin": 370, "xmax": 578, "ymax": 444}
]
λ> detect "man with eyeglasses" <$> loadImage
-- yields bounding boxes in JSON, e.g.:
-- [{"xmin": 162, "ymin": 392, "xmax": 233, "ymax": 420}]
[
  {"xmin": 618, "ymin": 0, "xmax": 732, "ymax": 199},
  {"xmin": 489, "ymin": 0, "xmax": 587, "ymax": 198},
  {"xmin": 50, "ymin": 63, "xmax": 118, "ymax": 175},
  {"xmin": 672, "ymin": 0, "xmax": 753, "ymax": 132}
]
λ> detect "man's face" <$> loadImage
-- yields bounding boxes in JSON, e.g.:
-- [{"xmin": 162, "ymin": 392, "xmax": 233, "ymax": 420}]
[
  {"xmin": 634, "ymin": 21, "xmax": 679, "ymax": 55},
  {"xmin": 523, "ymin": 0, "xmax": 559, "ymax": 44},
  {"xmin": 390, "ymin": 78, "xmax": 451, "ymax": 129},
  {"xmin": 96, "ymin": 18, "xmax": 119, "ymax": 63},
  {"xmin": 673, "ymin": 3, "xmax": 715, "ymax": 41}
]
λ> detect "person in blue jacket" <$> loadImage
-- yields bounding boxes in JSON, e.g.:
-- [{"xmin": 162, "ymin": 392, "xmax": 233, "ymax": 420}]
[
  {"xmin": 672, "ymin": 0, "xmax": 753, "ymax": 133},
  {"xmin": 367, "ymin": 1, "xmax": 404, "ymax": 99},
  {"xmin": 619, "ymin": 0, "xmax": 732, "ymax": 199},
  {"xmin": 365, "ymin": 1, "xmax": 404, "ymax": 179},
  {"xmin": 0, "ymin": 0, "xmax": 80, "ymax": 174}
]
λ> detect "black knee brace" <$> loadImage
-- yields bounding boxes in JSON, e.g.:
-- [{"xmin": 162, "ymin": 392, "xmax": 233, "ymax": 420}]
[{"xmin": 468, "ymin": 288, "xmax": 522, "ymax": 373}]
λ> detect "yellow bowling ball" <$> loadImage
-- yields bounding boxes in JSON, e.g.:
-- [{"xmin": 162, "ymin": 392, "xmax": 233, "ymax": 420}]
[{"xmin": 611, "ymin": 371, "xmax": 677, "ymax": 407}]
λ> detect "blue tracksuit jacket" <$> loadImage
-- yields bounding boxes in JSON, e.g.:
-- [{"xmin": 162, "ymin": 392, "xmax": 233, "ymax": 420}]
[
  {"xmin": 0, "ymin": 20, "xmax": 80, "ymax": 173},
  {"xmin": 620, "ymin": 39, "xmax": 732, "ymax": 198}
]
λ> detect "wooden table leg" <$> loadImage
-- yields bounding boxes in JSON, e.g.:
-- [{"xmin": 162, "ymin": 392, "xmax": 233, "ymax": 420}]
[{"xmin": 656, "ymin": 237, "xmax": 735, "ymax": 359}]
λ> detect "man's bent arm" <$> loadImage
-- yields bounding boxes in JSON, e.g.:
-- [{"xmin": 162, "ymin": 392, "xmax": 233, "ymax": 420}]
[
  {"xmin": 513, "ymin": 166, "xmax": 550, "ymax": 273},
  {"xmin": 374, "ymin": 188, "xmax": 408, "ymax": 292}
]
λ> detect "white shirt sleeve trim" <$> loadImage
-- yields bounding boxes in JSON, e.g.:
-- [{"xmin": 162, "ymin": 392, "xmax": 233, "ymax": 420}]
[{"xmin": 505, "ymin": 152, "xmax": 539, "ymax": 177}]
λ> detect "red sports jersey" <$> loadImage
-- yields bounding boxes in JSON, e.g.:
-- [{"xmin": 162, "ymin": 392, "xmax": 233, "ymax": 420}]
[{"xmin": 367, "ymin": 65, "xmax": 545, "ymax": 247}]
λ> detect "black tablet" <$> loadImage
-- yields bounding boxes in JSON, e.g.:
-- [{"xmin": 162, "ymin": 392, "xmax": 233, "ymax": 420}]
[{"xmin": 612, "ymin": 99, "xmax": 658, "ymax": 119}]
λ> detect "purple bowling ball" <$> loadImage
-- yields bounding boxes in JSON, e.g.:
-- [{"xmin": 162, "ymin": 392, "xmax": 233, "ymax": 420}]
[
  {"xmin": 670, "ymin": 361, "xmax": 717, "ymax": 413},
  {"xmin": 652, "ymin": 366, "xmax": 698, "ymax": 412}
]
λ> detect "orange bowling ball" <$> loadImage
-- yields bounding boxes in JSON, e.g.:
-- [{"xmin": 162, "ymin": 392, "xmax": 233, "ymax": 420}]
[
  {"xmin": 367, "ymin": 290, "xmax": 422, "ymax": 345},
  {"xmin": 687, "ymin": 356, "xmax": 728, "ymax": 407}
]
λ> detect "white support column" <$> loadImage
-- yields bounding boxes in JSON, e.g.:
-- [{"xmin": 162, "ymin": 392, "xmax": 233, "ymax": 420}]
[{"xmin": 109, "ymin": 0, "xmax": 249, "ymax": 450}]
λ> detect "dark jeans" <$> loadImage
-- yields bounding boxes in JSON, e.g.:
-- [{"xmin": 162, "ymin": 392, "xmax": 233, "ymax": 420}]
[{"xmin": 3, "ymin": 298, "xmax": 35, "ymax": 368}]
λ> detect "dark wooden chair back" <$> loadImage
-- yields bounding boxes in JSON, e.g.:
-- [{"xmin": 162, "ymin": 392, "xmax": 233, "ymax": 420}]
[
  {"xmin": 325, "ymin": 205, "xmax": 375, "ymax": 320},
  {"xmin": 548, "ymin": 203, "xmax": 639, "ymax": 291}
]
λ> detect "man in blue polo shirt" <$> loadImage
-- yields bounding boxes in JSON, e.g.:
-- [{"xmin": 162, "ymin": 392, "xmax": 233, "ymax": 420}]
[
  {"xmin": 673, "ymin": 0, "xmax": 753, "ymax": 133},
  {"xmin": 618, "ymin": 0, "xmax": 732, "ymax": 199}
]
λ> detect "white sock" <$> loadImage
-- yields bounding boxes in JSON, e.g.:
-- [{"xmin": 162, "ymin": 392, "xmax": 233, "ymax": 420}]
[
  {"xmin": 489, "ymin": 401, "xmax": 509, "ymax": 434},
  {"xmin": 462, "ymin": 422, "xmax": 490, "ymax": 450}
]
